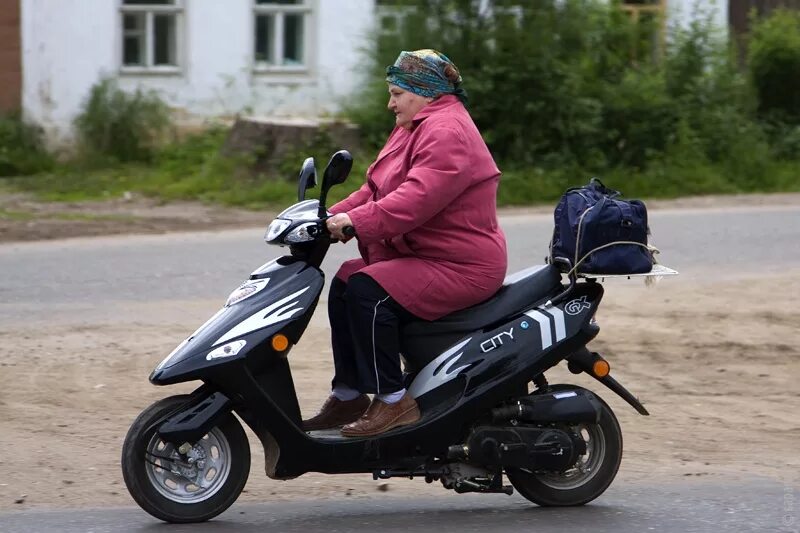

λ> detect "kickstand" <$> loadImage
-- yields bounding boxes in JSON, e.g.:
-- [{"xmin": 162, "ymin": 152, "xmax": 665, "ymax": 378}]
[{"xmin": 490, "ymin": 468, "xmax": 514, "ymax": 496}]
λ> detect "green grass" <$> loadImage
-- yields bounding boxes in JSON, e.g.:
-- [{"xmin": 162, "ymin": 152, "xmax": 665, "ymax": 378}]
[
  {"xmin": 9, "ymin": 156, "xmax": 800, "ymax": 210},
  {"xmin": 0, "ymin": 208, "xmax": 37, "ymax": 221},
  {"xmin": 4, "ymin": 127, "xmax": 371, "ymax": 210},
  {"xmin": 5, "ymin": 126, "xmax": 799, "ymax": 210},
  {"xmin": 0, "ymin": 207, "xmax": 139, "ymax": 222}
]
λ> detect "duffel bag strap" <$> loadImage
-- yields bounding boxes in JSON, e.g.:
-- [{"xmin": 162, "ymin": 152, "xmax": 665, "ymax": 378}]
[{"xmin": 566, "ymin": 241, "xmax": 660, "ymax": 277}]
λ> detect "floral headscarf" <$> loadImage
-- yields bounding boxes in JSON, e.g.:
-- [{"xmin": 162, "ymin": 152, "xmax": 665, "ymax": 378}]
[{"xmin": 386, "ymin": 49, "xmax": 468, "ymax": 103}]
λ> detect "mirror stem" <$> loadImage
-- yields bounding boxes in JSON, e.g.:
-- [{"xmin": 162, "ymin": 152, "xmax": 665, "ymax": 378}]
[{"xmin": 317, "ymin": 192, "xmax": 328, "ymax": 218}]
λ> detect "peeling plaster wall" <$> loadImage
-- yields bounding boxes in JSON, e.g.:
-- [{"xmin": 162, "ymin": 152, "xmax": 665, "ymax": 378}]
[{"xmin": 21, "ymin": 0, "xmax": 375, "ymax": 143}]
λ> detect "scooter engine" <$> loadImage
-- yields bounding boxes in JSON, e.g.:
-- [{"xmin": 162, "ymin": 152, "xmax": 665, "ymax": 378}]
[{"xmin": 448, "ymin": 426, "xmax": 585, "ymax": 472}]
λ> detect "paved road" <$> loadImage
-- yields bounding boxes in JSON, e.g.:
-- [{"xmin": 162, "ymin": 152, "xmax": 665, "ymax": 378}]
[
  {"xmin": 0, "ymin": 203, "xmax": 798, "ymax": 326},
  {"xmin": 0, "ymin": 477, "xmax": 795, "ymax": 532}
]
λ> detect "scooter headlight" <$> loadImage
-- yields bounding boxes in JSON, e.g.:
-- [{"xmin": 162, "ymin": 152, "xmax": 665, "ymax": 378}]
[
  {"xmin": 265, "ymin": 219, "xmax": 291, "ymax": 243},
  {"xmin": 284, "ymin": 222, "xmax": 317, "ymax": 244}
]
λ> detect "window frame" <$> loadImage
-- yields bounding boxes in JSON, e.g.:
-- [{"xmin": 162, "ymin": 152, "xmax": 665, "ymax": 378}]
[
  {"xmin": 621, "ymin": 0, "xmax": 667, "ymax": 61},
  {"xmin": 252, "ymin": 0, "xmax": 314, "ymax": 74},
  {"xmin": 119, "ymin": 0, "xmax": 184, "ymax": 75},
  {"xmin": 376, "ymin": 4, "xmax": 416, "ymax": 37}
]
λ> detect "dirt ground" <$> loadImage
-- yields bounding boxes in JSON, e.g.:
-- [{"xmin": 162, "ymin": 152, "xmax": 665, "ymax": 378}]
[
  {"xmin": 0, "ymin": 192, "xmax": 798, "ymax": 511},
  {"xmin": 0, "ymin": 192, "xmax": 268, "ymax": 243}
]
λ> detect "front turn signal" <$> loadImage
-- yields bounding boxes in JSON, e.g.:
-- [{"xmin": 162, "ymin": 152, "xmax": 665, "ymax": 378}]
[
  {"xmin": 271, "ymin": 334, "xmax": 290, "ymax": 352},
  {"xmin": 592, "ymin": 358, "xmax": 610, "ymax": 378}
]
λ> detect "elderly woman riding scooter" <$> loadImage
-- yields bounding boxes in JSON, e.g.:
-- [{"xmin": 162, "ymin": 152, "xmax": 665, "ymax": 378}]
[{"xmin": 303, "ymin": 49, "xmax": 508, "ymax": 437}]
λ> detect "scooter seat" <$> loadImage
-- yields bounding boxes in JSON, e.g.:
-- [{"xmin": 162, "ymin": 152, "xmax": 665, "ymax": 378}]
[{"xmin": 400, "ymin": 265, "xmax": 563, "ymax": 369}]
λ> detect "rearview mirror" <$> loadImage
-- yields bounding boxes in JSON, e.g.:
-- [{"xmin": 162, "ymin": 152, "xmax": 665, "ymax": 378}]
[
  {"xmin": 297, "ymin": 157, "xmax": 317, "ymax": 202},
  {"xmin": 318, "ymin": 150, "xmax": 353, "ymax": 217}
]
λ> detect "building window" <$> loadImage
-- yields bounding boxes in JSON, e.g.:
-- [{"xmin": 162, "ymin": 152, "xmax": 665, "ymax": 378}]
[
  {"xmin": 621, "ymin": 0, "xmax": 667, "ymax": 61},
  {"xmin": 376, "ymin": 0, "xmax": 415, "ymax": 37},
  {"xmin": 254, "ymin": 0, "xmax": 312, "ymax": 70},
  {"xmin": 121, "ymin": 0, "xmax": 182, "ymax": 71}
]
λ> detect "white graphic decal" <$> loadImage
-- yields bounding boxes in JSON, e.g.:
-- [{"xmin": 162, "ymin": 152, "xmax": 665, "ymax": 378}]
[
  {"xmin": 408, "ymin": 338, "xmax": 472, "ymax": 399},
  {"xmin": 523, "ymin": 305, "xmax": 567, "ymax": 350},
  {"xmin": 565, "ymin": 296, "xmax": 591, "ymax": 316},
  {"xmin": 213, "ymin": 287, "xmax": 309, "ymax": 346},
  {"xmin": 524, "ymin": 310, "xmax": 553, "ymax": 349},
  {"xmin": 480, "ymin": 327, "xmax": 515, "ymax": 353},
  {"xmin": 544, "ymin": 307, "xmax": 566, "ymax": 341}
]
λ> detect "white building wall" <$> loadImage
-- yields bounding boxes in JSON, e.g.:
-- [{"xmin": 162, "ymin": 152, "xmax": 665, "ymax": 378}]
[
  {"xmin": 21, "ymin": 0, "xmax": 118, "ymax": 143},
  {"xmin": 21, "ymin": 0, "xmax": 727, "ymax": 144},
  {"xmin": 668, "ymin": 0, "xmax": 728, "ymax": 34},
  {"xmin": 21, "ymin": 0, "xmax": 376, "ymax": 144}
]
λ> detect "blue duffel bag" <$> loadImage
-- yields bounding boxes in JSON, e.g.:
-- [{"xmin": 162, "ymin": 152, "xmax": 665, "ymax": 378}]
[{"xmin": 550, "ymin": 178, "xmax": 654, "ymax": 274}]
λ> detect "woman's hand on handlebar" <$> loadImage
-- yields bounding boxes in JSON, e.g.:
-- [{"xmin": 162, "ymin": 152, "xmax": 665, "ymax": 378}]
[{"xmin": 326, "ymin": 213, "xmax": 355, "ymax": 242}]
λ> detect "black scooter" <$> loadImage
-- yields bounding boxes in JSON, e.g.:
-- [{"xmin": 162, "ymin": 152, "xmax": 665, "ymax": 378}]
[{"xmin": 122, "ymin": 150, "xmax": 653, "ymax": 523}]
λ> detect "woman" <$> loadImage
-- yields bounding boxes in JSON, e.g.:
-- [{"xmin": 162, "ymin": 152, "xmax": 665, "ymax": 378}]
[{"xmin": 303, "ymin": 49, "xmax": 507, "ymax": 437}]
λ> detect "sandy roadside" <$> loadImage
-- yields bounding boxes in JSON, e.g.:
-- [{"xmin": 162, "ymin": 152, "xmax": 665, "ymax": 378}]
[{"xmin": 0, "ymin": 271, "xmax": 797, "ymax": 511}]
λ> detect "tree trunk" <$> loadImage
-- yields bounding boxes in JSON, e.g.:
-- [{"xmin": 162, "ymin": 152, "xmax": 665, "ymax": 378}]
[{"xmin": 222, "ymin": 117, "xmax": 361, "ymax": 179}]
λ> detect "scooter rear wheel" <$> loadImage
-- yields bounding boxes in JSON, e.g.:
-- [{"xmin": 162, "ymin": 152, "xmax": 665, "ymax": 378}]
[
  {"xmin": 506, "ymin": 384, "xmax": 622, "ymax": 507},
  {"xmin": 121, "ymin": 395, "xmax": 251, "ymax": 523}
]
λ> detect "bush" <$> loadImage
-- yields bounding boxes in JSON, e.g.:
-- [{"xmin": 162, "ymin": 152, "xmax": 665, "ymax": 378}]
[
  {"xmin": 344, "ymin": 0, "xmax": 787, "ymax": 184},
  {"xmin": 74, "ymin": 78, "xmax": 172, "ymax": 163},
  {"xmin": 748, "ymin": 9, "xmax": 800, "ymax": 122},
  {"xmin": 0, "ymin": 112, "xmax": 53, "ymax": 177}
]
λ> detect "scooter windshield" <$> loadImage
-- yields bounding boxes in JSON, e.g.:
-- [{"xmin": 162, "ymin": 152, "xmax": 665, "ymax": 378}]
[{"xmin": 277, "ymin": 199, "xmax": 321, "ymax": 221}]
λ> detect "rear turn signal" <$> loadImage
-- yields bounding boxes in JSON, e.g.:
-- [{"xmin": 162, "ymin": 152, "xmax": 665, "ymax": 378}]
[
  {"xmin": 592, "ymin": 359, "xmax": 610, "ymax": 378},
  {"xmin": 271, "ymin": 334, "xmax": 290, "ymax": 352}
]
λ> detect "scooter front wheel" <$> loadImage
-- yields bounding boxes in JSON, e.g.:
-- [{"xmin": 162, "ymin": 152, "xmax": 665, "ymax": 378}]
[{"xmin": 121, "ymin": 395, "xmax": 251, "ymax": 523}]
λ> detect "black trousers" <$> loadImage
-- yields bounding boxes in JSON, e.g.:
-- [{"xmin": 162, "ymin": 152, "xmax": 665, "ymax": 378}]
[{"xmin": 328, "ymin": 273, "xmax": 419, "ymax": 394}]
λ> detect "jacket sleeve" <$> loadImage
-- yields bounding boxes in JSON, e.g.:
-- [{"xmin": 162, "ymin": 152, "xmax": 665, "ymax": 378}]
[
  {"xmin": 346, "ymin": 126, "xmax": 471, "ymax": 244},
  {"xmin": 330, "ymin": 181, "xmax": 373, "ymax": 214}
]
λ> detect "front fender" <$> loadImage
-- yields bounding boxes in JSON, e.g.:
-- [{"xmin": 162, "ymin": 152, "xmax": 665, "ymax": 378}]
[{"xmin": 158, "ymin": 391, "xmax": 233, "ymax": 444}]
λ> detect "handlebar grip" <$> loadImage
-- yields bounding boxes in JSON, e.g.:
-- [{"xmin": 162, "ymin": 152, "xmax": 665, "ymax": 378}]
[{"xmin": 342, "ymin": 225, "xmax": 356, "ymax": 237}]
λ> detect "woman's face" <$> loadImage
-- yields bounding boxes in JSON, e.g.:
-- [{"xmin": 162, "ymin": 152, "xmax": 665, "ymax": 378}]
[{"xmin": 387, "ymin": 85, "xmax": 433, "ymax": 130}]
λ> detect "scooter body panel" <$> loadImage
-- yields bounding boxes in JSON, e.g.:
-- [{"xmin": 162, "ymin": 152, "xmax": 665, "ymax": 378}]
[
  {"xmin": 244, "ymin": 281, "xmax": 603, "ymax": 477},
  {"xmin": 150, "ymin": 257, "xmax": 324, "ymax": 385},
  {"xmin": 148, "ymin": 273, "xmax": 603, "ymax": 478}
]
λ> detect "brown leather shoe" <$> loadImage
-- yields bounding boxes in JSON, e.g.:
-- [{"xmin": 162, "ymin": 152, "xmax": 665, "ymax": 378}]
[
  {"xmin": 341, "ymin": 393, "xmax": 421, "ymax": 437},
  {"xmin": 302, "ymin": 394, "xmax": 370, "ymax": 431}
]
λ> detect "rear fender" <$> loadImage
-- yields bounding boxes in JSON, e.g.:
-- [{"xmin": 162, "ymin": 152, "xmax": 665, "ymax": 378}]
[{"xmin": 567, "ymin": 347, "xmax": 649, "ymax": 415}]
